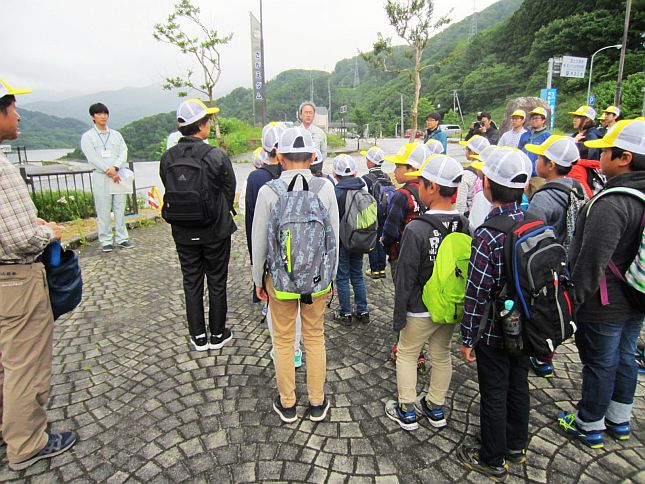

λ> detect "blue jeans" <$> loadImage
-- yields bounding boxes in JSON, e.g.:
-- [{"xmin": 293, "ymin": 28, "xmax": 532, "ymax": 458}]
[
  {"xmin": 336, "ymin": 246, "xmax": 368, "ymax": 315},
  {"xmin": 575, "ymin": 315, "xmax": 644, "ymax": 430},
  {"xmin": 368, "ymin": 228, "xmax": 386, "ymax": 271}
]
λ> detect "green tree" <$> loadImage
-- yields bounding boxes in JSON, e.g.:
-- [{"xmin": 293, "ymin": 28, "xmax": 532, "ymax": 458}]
[
  {"xmin": 363, "ymin": 0, "xmax": 450, "ymax": 142},
  {"xmin": 153, "ymin": 0, "xmax": 233, "ymax": 140}
]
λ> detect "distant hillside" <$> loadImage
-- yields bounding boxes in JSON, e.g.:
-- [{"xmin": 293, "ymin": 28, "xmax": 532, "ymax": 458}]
[
  {"xmin": 7, "ymin": 109, "xmax": 88, "ymax": 149},
  {"xmin": 21, "ymin": 84, "xmax": 186, "ymax": 129}
]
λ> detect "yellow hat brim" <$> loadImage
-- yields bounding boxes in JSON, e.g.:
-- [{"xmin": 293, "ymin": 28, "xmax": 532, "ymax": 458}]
[
  {"xmin": 359, "ymin": 150, "xmax": 368, "ymax": 156},
  {"xmin": 458, "ymin": 140, "xmax": 470, "ymax": 146},
  {"xmin": 524, "ymin": 143, "xmax": 547, "ymax": 155},
  {"xmin": 205, "ymin": 106, "xmax": 220, "ymax": 115},
  {"xmin": 384, "ymin": 155, "xmax": 409, "ymax": 164},
  {"xmin": 7, "ymin": 88, "xmax": 32, "ymax": 95},
  {"xmin": 584, "ymin": 138, "xmax": 614, "ymax": 149},
  {"xmin": 568, "ymin": 111, "xmax": 585, "ymax": 116},
  {"xmin": 469, "ymin": 161, "xmax": 484, "ymax": 170},
  {"xmin": 405, "ymin": 170, "xmax": 422, "ymax": 177}
]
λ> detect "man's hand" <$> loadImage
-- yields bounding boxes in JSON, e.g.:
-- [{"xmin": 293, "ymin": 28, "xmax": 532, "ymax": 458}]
[
  {"xmin": 459, "ymin": 345, "xmax": 476, "ymax": 362},
  {"xmin": 105, "ymin": 167, "xmax": 117, "ymax": 177},
  {"xmin": 256, "ymin": 286, "xmax": 268, "ymax": 301},
  {"xmin": 46, "ymin": 222, "xmax": 62, "ymax": 240},
  {"xmin": 111, "ymin": 173, "xmax": 122, "ymax": 183}
]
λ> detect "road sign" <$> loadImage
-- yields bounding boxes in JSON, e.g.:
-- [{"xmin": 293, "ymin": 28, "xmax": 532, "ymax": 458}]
[
  {"xmin": 540, "ymin": 88, "xmax": 557, "ymax": 131},
  {"xmin": 588, "ymin": 95, "xmax": 596, "ymax": 106},
  {"xmin": 339, "ymin": 105, "xmax": 347, "ymax": 114},
  {"xmin": 560, "ymin": 56, "xmax": 588, "ymax": 78}
]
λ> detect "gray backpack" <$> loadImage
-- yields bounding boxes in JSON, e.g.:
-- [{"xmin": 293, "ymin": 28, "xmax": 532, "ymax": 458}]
[
  {"xmin": 340, "ymin": 189, "xmax": 378, "ymax": 253},
  {"xmin": 266, "ymin": 174, "xmax": 336, "ymax": 302}
]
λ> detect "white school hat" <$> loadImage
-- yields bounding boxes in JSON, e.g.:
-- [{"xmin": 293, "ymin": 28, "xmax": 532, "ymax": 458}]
[
  {"xmin": 333, "ymin": 154, "xmax": 357, "ymax": 175},
  {"xmin": 424, "ymin": 139, "xmax": 444, "ymax": 155},
  {"xmin": 261, "ymin": 122, "xmax": 286, "ymax": 151},
  {"xmin": 176, "ymin": 98, "xmax": 220, "ymax": 127},
  {"xmin": 525, "ymin": 135, "xmax": 580, "ymax": 167},
  {"xmin": 360, "ymin": 146, "xmax": 386, "ymax": 165},
  {"xmin": 277, "ymin": 127, "xmax": 315, "ymax": 154},
  {"xmin": 406, "ymin": 154, "xmax": 464, "ymax": 187},
  {"xmin": 481, "ymin": 148, "xmax": 531, "ymax": 189},
  {"xmin": 459, "ymin": 135, "xmax": 490, "ymax": 155},
  {"xmin": 585, "ymin": 119, "xmax": 645, "ymax": 155},
  {"xmin": 568, "ymin": 105, "xmax": 597, "ymax": 121}
]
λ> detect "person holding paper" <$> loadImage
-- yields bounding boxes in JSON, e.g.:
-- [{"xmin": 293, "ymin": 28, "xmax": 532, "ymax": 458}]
[{"xmin": 81, "ymin": 103, "xmax": 134, "ymax": 252}]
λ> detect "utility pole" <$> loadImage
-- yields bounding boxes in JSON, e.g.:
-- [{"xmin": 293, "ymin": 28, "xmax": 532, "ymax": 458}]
[
  {"xmin": 310, "ymin": 73, "xmax": 314, "ymax": 102},
  {"xmin": 469, "ymin": 0, "xmax": 478, "ymax": 38},
  {"xmin": 328, "ymin": 77, "xmax": 332, "ymax": 125},
  {"xmin": 546, "ymin": 58, "xmax": 554, "ymax": 90},
  {"xmin": 259, "ymin": 0, "xmax": 267, "ymax": 125},
  {"xmin": 614, "ymin": 0, "xmax": 632, "ymax": 106},
  {"xmin": 400, "ymin": 94, "xmax": 404, "ymax": 138},
  {"xmin": 353, "ymin": 58, "xmax": 360, "ymax": 88}
]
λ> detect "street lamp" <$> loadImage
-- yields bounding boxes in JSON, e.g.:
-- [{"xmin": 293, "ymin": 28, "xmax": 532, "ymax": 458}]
[{"xmin": 587, "ymin": 44, "xmax": 622, "ymax": 104}]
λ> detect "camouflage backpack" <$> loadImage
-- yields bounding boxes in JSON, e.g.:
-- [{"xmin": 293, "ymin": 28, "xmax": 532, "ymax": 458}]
[{"xmin": 266, "ymin": 174, "xmax": 337, "ymax": 302}]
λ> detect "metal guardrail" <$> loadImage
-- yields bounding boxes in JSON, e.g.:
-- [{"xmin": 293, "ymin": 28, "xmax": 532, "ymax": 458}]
[{"xmin": 20, "ymin": 161, "xmax": 140, "ymax": 222}]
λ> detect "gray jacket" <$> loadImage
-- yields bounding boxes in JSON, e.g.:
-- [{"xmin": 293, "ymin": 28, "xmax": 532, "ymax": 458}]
[
  {"xmin": 570, "ymin": 172, "xmax": 645, "ymax": 323},
  {"xmin": 527, "ymin": 177, "xmax": 586, "ymax": 246},
  {"xmin": 393, "ymin": 210, "xmax": 468, "ymax": 330}
]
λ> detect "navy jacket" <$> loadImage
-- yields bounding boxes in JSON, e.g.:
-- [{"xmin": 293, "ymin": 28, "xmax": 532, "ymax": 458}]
[{"xmin": 244, "ymin": 164, "xmax": 281, "ymax": 259}]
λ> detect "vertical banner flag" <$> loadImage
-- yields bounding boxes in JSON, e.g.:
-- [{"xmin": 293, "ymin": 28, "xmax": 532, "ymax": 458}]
[{"xmin": 250, "ymin": 12, "xmax": 267, "ymax": 125}]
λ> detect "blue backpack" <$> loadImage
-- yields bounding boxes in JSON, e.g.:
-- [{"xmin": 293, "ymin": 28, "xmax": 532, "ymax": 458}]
[{"xmin": 371, "ymin": 175, "xmax": 395, "ymax": 222}]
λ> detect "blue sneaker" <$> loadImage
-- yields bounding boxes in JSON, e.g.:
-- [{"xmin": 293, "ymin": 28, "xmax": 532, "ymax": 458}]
[
  {"xmin": 530, "ymin": 357, "xmax": 554, "ymax": 378},
  {"xmin": 605, "ymin": 420, "xmax": 630, "ymax": 441},
  {"xmin": 415, "ymin": 394, "xmax": 447, "ymax": 428},
  {"xmin": 557, "ymin": 412, "xmax": 604, "ymax": 449},
  {"xmin": 294, "ymin": 348, "xmax": 303, "ymax": 368},
  {"xmin": 385, "ymin": 400, "xmax": 418, "ymax": 431},
  {"xmin": 9, "ymin": 431, "xmax": 78, "ymax": 470}
]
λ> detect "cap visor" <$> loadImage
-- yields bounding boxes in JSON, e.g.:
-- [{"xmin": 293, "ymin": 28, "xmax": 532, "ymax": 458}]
[
  {"xmin": 568, "ymin": 111, "xmax": 583, "ymax": 116},
  {"xmin": 8, "ymin": 88, "xmax": 32, "ymax": 95},
  {"xmin": 469, "ymin": 161, "xmax": 484, "ymax": 170},
  {"xmin": 458, "ymin": 140, "xmax": 469, "ymax": 146},
  {"xmin": 384, "ymin": 155, "xmax": 407, "ymax": 164},
  {"xmin": 405, "ymin": 170, "xmax": 422, "ymax": 177},
  {"xmin": 205, "ymin": 107, "xmax": 220, "ymax": 115},
  {"xmin": 584, "ymin": 138, "xmax": 614, "ymax": 149},
  {"xmin": 524, "ymin": 143, "xmax": 546, "ymax": 155},
  {"xmin": 359, "ymin": 150, "xmax": 368, "ymax": 156}
]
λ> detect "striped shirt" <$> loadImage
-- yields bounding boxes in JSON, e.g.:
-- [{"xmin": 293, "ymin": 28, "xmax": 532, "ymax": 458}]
[
  {"xmin": 0, "ymin": 152, "xmax": 54, "ymax": 263},
  {"xmin": 498, "ymin": 128, "xmax": 528, "ymax": 149},
  {"xmin": 460, "ymin": 202, "xmax": 524, "ymax": 348}
]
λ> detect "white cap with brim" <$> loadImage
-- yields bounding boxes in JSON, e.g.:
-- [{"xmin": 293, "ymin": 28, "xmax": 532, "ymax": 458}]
[
  {"xmin": 459, "ymin": 135, "xmax": 490, "ymax": 155},
  {"xmin": 424, "ymin": 139, "xmax": 444, "ymax": 155},
  {"xmin": 481, "ymin": 148, "xmax": 531, "ymax": 189},
  {"xmin": 568, "ymin": 105, "xmax": 596, "ymax": 121},
  {"xmin": 406, "ymin": 154, "xmax": 463, "ymax": 187},
  {"xmin": 584, "ymin": 119, "xmax": 645, "ymax": 155},
  {"xmin": 311, "ymin": 148, "xmax": 324, "ymax": 165},
  {"xmin": 525, "ymin": 135, "xmax": 580, "ymax": 167},
  {"xmin": 278, "ymin": 127, "xmax": 315, "ymax": 154},
  {"xmin": 177, "ymin": 98, "xmax": 220, "ymax": 127},
  {"xmin": 262, "ymin": 122, "xmax": 286, "ymax": 151},
  {"xmin": 360, "ymin": 146, "xmax": 385, "ymax": 165},
  {"xmin": 333, "ymin": 154, "xmax": 357, "ymax": 175},
  {"xmin": 0, "ymin": 80, "xmax": 32, "ymax": 97}
]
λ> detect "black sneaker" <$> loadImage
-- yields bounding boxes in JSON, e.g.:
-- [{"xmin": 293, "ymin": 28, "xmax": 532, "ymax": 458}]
[
  {"xmin": 117, "ymin": 240, "xmax": 135, "ymax": 249},
  {"xmin": 209, "ymin": 328, "xmax": 233, "ymax": 350},
  {"xmin": 190, "ymin": 334, "xmax": 209, "ymax": 351},
  {"xmin": 352, "ymin": 312, "xmax": 370, "ymax": 324},
  {"xmin": 505, "ymin": 448, "xmax": 527, "ymax": 464},
  {"xmin": 307, "ymin": 398, "xmax": 330, "ymax": 422},
  {"xmin": 9, "ymin": 431, "xmax": 78, "ymax": 471},
  {"xmin": 333, "ymin": 311, "xmax": 352, "ymax": 327},
  {"xmin": 273, "ymin": 396, "xmax": 297, "ymax": 423},
  {"xmin": 456, "ymin": 445, "xmax": 509, "ymax": 482},
  {"xmin": 102, "ymin": 244, "xmax": 113, "ymax": 252}
]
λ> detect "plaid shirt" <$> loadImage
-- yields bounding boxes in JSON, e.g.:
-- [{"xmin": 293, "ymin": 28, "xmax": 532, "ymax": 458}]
[
  {"xmin": 460, "ymin": 202, "xmax": 524, "ymax": 348},
  {"xmin": 0, "ymin": 152, "xmax": 54, "ymax": 263}
]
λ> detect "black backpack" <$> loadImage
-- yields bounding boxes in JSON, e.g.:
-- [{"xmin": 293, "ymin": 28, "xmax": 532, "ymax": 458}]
[
  {"xmin": 161, "ymin": 142, "xmax": 217, "ymax": 227},
  {"xmin": 480, "ymin": 213, "xmax": 576, "ymax": 358}
]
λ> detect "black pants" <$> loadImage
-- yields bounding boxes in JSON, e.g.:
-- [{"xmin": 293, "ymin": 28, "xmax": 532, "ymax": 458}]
[
  {"xmin": 475, "ymin": 342, "xmax": 530, "ymax": 466},
  {"xmin": 175, "ymin": 237, "xmax": 231, "ymax": 337}
]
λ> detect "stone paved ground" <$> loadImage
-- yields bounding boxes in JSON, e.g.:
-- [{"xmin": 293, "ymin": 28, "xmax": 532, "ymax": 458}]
[{"xmin": 1, "ymin": 221, "xmax": 643, "ymax": 483}]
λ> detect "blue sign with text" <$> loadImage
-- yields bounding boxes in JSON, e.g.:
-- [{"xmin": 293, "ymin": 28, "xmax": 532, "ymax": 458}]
[{"xmin": 540, "ymin": 88, "xmax": 557, "ymax": 131}]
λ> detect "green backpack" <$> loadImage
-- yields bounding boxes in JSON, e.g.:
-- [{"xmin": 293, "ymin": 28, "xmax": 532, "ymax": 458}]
[{"xmin": 417, "ymin": 215, "xmax": 472, "ymax": 324}]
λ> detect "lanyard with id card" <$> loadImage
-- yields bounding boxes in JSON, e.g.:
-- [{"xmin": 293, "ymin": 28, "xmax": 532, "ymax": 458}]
[{"xmin": 96, "ymin": 128, "xmax": 113, "ymax": 159}]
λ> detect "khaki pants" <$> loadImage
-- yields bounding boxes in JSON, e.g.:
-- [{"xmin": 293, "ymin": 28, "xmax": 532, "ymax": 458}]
[
  {"xmin": 0, "ymin": 263, "xmax": 52, "ymax": 464},
  {"xmin": 266, "ymin": 277, "xmax": 327, "ymax": 407},
  {"xmin": 396, "ymin": 315, "xmax": 455, "ymax": 405}
]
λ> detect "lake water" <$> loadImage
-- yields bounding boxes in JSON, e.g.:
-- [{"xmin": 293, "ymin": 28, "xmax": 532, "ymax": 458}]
[{"xmin": 6, "ymin": 148, "xmax": 74, "ymax": 163}]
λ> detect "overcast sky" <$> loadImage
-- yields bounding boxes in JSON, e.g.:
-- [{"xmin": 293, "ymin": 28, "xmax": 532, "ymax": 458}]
[{"xmin": 4, "ymin": 0, "xmax": 498, "ymax": 101}]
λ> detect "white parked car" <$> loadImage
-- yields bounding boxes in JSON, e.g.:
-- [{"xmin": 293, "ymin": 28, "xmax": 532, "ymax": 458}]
[{"xmin": 440, "ymin": 124, "xmax": 463, "ymax": 139}]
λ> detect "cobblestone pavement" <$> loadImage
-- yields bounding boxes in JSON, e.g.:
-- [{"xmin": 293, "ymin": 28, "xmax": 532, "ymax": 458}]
[{"xmin": 2, "ymin": 221, "xmax": 643, "ymax": 483}]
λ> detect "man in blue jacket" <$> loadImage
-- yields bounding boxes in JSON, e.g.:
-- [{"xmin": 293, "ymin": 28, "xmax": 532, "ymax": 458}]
[{"xmin": 423, "ymin": 112, "xmax": 447, "ymax": 154}]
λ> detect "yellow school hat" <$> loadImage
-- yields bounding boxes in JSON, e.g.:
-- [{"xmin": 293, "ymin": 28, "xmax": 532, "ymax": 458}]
[
  {"xmin": 0, "ymin": 79, "xmax": 32, "ymax": 97},
  {"xmin": 568, "ymin": 105, "xmax": 596, "ymax": 120},
  {"xmin": 525, "ymin": 135, "xmax": 580, "ymax": 167},
  {"xmin": 584, "ymin": 119, "xmax": 645, "ymax": 155}
]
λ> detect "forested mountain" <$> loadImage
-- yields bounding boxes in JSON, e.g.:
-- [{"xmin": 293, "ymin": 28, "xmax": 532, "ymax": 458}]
[
  {"xmin": 6, "ymin": 109, "xmax": 88, "ymax": 149},
  {"xmin": 217, "ymin": 0, "xmax": 644, "ymax": 133}
]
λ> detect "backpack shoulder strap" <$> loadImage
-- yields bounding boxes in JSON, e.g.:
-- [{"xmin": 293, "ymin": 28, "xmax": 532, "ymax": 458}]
[
  {"xmin": 266, "ymin": 178, "xmax": 288, "ymax": 197},
  {"xmin": 401, "ymin": 184, "xmax": 427, "ymax": 213},
  {"xmin": 587, "ymin": 187, "xmax": 645, "ymax": 212},
  {"xmin": 415, "ymin": 214, "xmax": 450, "ymax": 238},
  {"xmin": 479, "ymin": 213, "xmax": 517, "ymax": 235},
  {"xmin": 191, "ymin": 142, "xmax": 216, "ymax": 162},
  {"xmin": 307, "ymin": 175, "xmax": 328, "ymax": 195}
]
